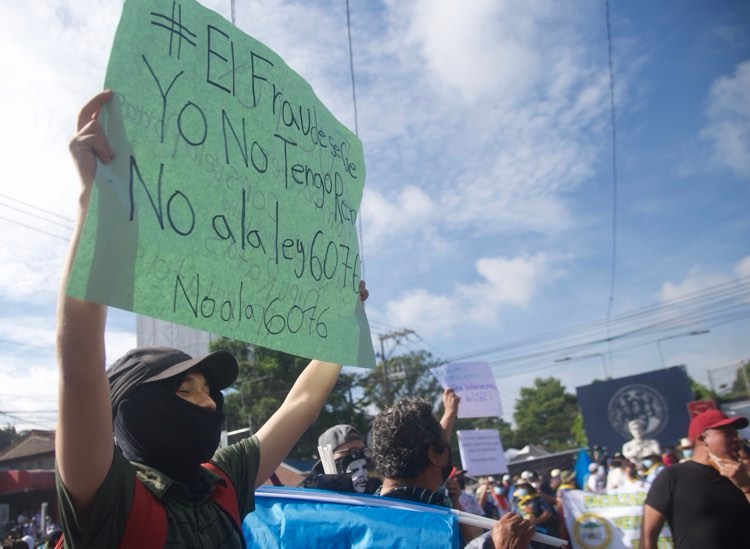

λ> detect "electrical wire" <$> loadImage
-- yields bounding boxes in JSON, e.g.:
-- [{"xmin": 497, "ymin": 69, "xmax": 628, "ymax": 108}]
[
  {"xmin": 0, "ymin": 192, "xmax": 74, "ymax": 223},
  {"xmin": 445, "ymin": 276, "xmax": 750, "ymax": 363},
  {"xmin": 0, "ymin": 214, "xmax": 69, "ymax": 241},
  {"xmin": 345, "ymin": 0, "xmax": 366, "ymax": 282}
]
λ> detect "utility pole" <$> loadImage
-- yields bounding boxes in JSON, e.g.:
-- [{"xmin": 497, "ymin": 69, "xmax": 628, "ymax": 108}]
[{"xmin": 378, "ymin": 329, "xmax": 414, "ymax": 407}]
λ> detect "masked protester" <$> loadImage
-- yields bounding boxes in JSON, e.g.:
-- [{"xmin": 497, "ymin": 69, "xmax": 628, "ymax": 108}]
[
  {"xmin": 56, "ymin": 90, "xmax": 371, "ymax": 549},
  {"xmin": 301, "ymin": 424, "xmax": 379, "ymax": 494}
]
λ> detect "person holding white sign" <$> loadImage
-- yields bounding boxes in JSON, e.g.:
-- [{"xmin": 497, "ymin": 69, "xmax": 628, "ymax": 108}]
[{"xmin": 55, "ymin": 90, "xmax": 369, "ymax": 548}]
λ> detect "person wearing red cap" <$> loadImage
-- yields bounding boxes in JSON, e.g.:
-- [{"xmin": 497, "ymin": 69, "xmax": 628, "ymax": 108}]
[
  {"xmin": 641, "ymin": 409, "xmax": 750, "ymax": 549},
  {"xmin": 56, "ymin": 91, "xmax": 369, "ymax": 547}
]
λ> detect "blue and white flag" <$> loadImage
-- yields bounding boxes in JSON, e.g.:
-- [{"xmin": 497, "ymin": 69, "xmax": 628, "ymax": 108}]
[{"xmin": 245, "ymin": 486, "xmax": 460, "ymax": 548}]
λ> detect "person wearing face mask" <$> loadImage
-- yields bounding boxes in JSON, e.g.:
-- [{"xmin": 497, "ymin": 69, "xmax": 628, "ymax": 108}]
[
  {"xmin": 302, "ymin": 424, "xmax": 379, "ymax": 494},
  {"xmin": 511, "ymin": 480, "xmax": 560, "ymax": 549},
  {"xmin": 56, "ymin": 90, "xmax": 371, "ymax": 548},
  {"xmin": 641, "ymin": 453, "xmax": 665, "ymax": 488},
  {"xmin": 678, "ymin": 437, "xmax": 693, "ymax": 462},
  {"xmin": 371, "ymin": 398, "xmax": 457, "ymax": 506},
  {"xmin": 641, "ymin": 409, "xmax": 750, "ymax": 549},
  {"xmin": 371, "ymin": 398, "xmax": 534, "ymax": 548}
]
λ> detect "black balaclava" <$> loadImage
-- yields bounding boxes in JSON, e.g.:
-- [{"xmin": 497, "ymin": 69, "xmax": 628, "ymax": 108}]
[{"xmin": 114, "ymin": 373, "xmax": 225, "ymax": 483}]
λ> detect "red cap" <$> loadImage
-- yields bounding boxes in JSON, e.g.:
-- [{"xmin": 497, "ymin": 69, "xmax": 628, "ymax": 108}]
[{"xmin": 688, "ymin": 409, "xmax": 748, "ymax": 443}]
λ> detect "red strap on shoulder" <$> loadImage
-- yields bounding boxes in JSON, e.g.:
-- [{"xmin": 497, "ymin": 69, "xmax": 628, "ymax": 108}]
[
  {"xmin": 57, "ymin": 468, "xmax": 237, "ymax": 549},
  {"xmin": 202, "ymin": 461, "xmax": 241, "ymax": 529},
  {"xmin": 119, "ymin": 477, "xmax": 168, "ymax": 548},
  {"xmin": 54, "ymin": 478, "xmax": 166, "ymax": 549}
]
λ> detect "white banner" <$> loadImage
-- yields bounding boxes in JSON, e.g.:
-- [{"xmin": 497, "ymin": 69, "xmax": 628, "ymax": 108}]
[
  {"xmin": 457, "ymin": 429, "xmax": 508, "ymax": 476},
  {"xmin": 561, "ymin": 488, "xmax": 672, "ymax": 549}
]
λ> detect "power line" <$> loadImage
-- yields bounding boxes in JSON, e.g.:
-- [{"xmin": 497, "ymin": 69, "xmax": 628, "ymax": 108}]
[
  {"xmin": 444, "ymin": 276, "xmax": 750, "ymax": 363},
  {"xmin": 0, "ymin": 192, "xmax": 74, "ymax": 223},
  {"xmin": 0, "ymin": 338, "xmax": 55, "ymax": 352},
  {"xmin": 604, "ymin": 0, "xmax": 619, "ymax": 321},
  {"xmin": 345, "ymin": 0, "xmax": 366, "ymax": 282},
  {"xmin": 0, "ymin": 214, "xmax": 69, "ymax": 241},
  {"xmin": 0, "ymin": 202, "xmax": 74, "ymax": 231}
]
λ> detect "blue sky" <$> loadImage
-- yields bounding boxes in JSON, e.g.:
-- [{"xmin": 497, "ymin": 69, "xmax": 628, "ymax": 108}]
[{"xmin": 0, "ymin": 0, "xmax": 748, "ymax": 431}]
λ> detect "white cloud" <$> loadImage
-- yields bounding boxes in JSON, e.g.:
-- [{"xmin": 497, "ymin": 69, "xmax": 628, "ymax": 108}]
[
  {"xmin": 384, "ymin": 253, "xmax": 555, "ymax": 336},
  {"xmin": 355, "ymin": 0, "xmax": 609, "ymax": 250},
  {"xmin": 736, "ymin": 255, "xmax": 750, "ymax": 278},
  {"xmin": 360, "ymin": 185, "xmax": 438, "ymax": 252},
  {"xmin": 702, "ymin": 60, "xmax": 750, "ymax": 179},
  {"xmin": 659, "ymin": 255, "xmax": 750, "ymax": 301},
  {"xmin": 396, "ymin": 0, "xmax": 548, "ymax": 103}
]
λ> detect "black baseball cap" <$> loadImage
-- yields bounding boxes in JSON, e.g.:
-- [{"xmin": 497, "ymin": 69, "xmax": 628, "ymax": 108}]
[{"xmin": 108, "ymin": 346, "xmax": 238, "ymax": 417}]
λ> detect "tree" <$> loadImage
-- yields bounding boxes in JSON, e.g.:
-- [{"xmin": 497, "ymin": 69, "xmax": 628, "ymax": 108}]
[
  {"xmin": 513, "ymin": 377, "xmax": 580, "ymax": 451},
  {"xmin": 571, "ymin": 411, "xmax": 589, "ymax": 448},
  {"xmin": 210, "ymin": 337, "xmax": 370, "ymax": 460},
  {"xmin": 0, "ymin": 424, "xmax": 20, "ymax": 452},
  {"xmin": 688, "ymin": 374, "xmax": 718, "ymax": 401},
  {"xmin": 725, "ymin": 360, "xmax": 750, "ymax": 401},
  {"xmin": 450, "ymin": 416, "xmax": 519, "ymax": 455},
  {"xmin": 362, "ymin": 350, "xmax": 444, "ymax": 412}
]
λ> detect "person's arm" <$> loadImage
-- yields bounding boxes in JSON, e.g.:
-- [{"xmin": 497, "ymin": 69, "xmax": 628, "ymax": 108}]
[
  {"xmin": 253, "ymin": 282, "xmax": 368, "ymax": 487},
  {"xmin": 640, "ymin": 504, "xmax": 666, "ymax": 549},
  {"xmin": 440, "ymin": 388, "xmax": 460, "ymax": 439},
  {"xmin": 56, "ymin": 90, "xmax": 117, "ymax": 522}
]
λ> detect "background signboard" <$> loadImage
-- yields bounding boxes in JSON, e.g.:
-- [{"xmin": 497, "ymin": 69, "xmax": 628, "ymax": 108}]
[{"xmin": 576, "ymin": 366, "xmax": 693, "ymax": 452}]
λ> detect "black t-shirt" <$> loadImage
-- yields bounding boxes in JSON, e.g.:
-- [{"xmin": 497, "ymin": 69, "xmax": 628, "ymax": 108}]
[{"xmin": 646, "ymin": 460, "xmax": 750, "ymax": 549}]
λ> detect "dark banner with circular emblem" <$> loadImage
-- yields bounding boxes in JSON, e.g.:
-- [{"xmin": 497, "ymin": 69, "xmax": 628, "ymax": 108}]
[{"xmin": 576, "ymin": 366, "xmax": 693, "ymax": 454}]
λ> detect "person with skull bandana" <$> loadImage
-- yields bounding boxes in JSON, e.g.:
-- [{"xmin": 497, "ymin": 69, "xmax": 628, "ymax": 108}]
[
  {"xmin": 302, "ymin": 424, "xmax": 379, "ymax": 494},
  {"xmin": 55, "ymin": 90, "xmax": 369, "ymax": 547}
]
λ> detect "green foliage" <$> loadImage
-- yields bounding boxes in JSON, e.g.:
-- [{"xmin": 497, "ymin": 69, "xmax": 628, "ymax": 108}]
[
  {"xmin": 362, "ymin": 350, "xmax": 444, "ymax": 411},
  {"xmin": 0, "ymin": 424, "xmax": 20, "ymax": 452},
  {"xmin": 450, "ymin": 416, "xmax": 518, "ymax": 467},
  {"xmin": 725, "ymin": 360, "xmax": 750, "ymax": 401},
  {"xmin": 208, "ymin": 337, "xmax": 588, "ymax": 461},
  {"xmin": 571, "ymin": 411, "xmax": 589, "ymax": 447},
  {"xmin": 513, "ymin": 377, "xmax": 581, "ymax": 452},
  {"xmin": 210, "ymin": 337, "xmax": 370, "ymax": 460},
  {"xmin": 687, "ymin": 374, "xmax": 718, "ymax": 401}
]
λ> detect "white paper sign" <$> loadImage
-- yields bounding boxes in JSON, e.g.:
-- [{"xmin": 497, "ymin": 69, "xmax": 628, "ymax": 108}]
[
  {"xmin": 430, "ymin": 362, "xmax": 502, "ymax": 418},
  {"xmin": 457, "ymin": 429, "xmax": 508, "ymax": 476}
]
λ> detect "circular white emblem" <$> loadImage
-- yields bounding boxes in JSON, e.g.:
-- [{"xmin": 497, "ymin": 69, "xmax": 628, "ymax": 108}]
[{"xmin": 607, "ymin": 384, "xmax": 668, "ymax": 438}]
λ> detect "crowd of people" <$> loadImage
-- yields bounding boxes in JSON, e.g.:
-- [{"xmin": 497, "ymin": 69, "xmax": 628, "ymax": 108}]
[
  {"xmin": 298, "ymin": 404, "xmax": 750, "ymax": 548},
  {"xmin": 1, "ymin": 511, "xmax": 61, "ymax": 549},
  {"xmin": 42, "ymin": 85, "xmax": 750, "ymax": 548}
]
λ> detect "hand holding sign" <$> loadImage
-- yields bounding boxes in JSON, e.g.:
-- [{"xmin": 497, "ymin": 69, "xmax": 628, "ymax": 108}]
[
  {"xmin": 430, "ymin": 362, "xmax": 502, "ymax": 419},
  {"xmin": 66, "ymin": 0, "xmax": 374, "ymax": 367}
]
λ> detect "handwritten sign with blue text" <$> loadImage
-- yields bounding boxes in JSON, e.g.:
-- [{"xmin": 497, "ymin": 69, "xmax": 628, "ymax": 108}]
[
  {"xmin": 67, "ymin": 0, "xmax": 375, "ymax": 367},
  {"xmin": 430, "ymin": 362, "xmax": 502, "ymax": 418}
]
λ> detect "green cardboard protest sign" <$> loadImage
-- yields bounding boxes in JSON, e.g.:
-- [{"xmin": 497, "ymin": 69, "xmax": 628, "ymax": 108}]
[{"xmin": 68, "ymin": 0, "xmax": 375, "ymax": 368}]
